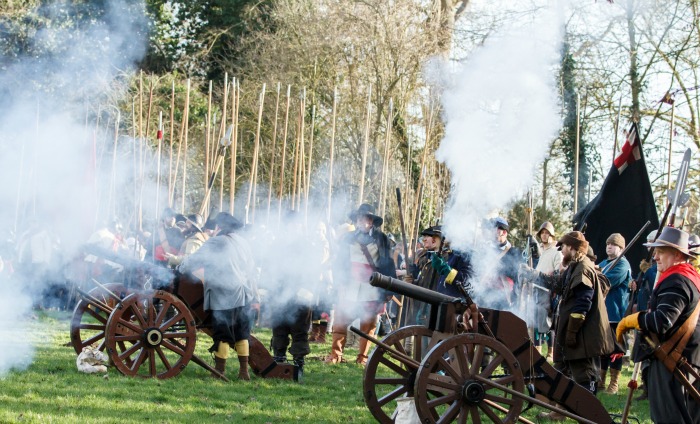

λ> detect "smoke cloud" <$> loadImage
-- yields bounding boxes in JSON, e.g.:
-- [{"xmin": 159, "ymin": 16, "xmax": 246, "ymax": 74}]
[
  {"xmin": 434, "ymin": 3, "xmax": 564, "ymax": 310},
  {"xmin": 0, "ymin": 1, "xmax": 148, "ymax": 375}
]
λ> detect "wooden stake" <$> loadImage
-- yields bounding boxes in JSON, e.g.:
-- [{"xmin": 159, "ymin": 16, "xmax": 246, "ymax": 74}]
[
  {"xmin": 266, "ymin": 82, "xmax": 281, "ymax": 224},
  {"xmin": 327, "ymin": 86, "xmax": 337, "ymax": 223},
  {"xmin": 277, "ymin": 85, "xmax": 292, "ymax": 223},
  {"xmin": 246, "ymin": 83, "xmax": 266, "ymax": 224},
  {"xmin": 358, "ymin": 83, "xmax": 372, "ymax": 204}
]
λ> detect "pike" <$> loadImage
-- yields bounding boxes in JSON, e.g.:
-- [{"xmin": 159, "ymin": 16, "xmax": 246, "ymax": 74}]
[
  {"xmin": 266, "ymin": 83, "xmax": 281, "ymax": 224},
  {"xmin": 378, "ymin": 99, "xmax": 393, "ymax": 218},
  {"xmin": 229, "ymin": 78, "xmax": 240, "ymax": 214},
  {"xmin": 246, "ymin": 83, "xmax": 266, "ymax": 224},
  {"xmin": 199, "ymin": 125, "xmax": 233, "ymax": 218},
  {"xmin": 304, "ymin": 104, "xmax": 316, "ymax": 223},
  {"xmin": 326, "ymin": 86, "xmax": 337, "ymax": 223},
  {"xmin": 155, "ymin": 111, "xmax": 163, "ymax": 223},
  {"xmin": 358, "ymin": 83, "xmax": 371, "ymax": 204},
  {"xmin": 205, "ymin": 80, "xmax": 213, "ymax": 194},
  {"xmin": 216, "ymin": 75, "xmax": 230, "ymax": 213},
  {"xmin": 168, "ymin": 80, "xmax": 175, "ymax": 207},
  {"xmin": 277, "ymin": 85, "xmax": 292, "ymax": 223},
  {"xmin": 395, "ymin": 187, "xmax": 410, "ymax": 328},
  {"xmin": 181, "ymin": 78, "xmax": 191, "ymax": 213}
]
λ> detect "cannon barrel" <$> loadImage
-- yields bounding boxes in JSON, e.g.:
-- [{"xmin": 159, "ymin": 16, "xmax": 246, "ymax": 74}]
[{"xmin": 370, "ymin": 272, "xmax": 462, "ymax": 306}]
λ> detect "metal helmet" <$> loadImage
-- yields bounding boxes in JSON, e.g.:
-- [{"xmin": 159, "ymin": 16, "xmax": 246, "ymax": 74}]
[{"xmin": 646, "ymin": 229, "xmax": 658, "ymax": 242}]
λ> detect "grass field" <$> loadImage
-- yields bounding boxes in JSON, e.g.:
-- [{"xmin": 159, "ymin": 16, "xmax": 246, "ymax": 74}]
[{"xmin": 0, "ymin": 311, "xmax": 652, "ymax": 423}]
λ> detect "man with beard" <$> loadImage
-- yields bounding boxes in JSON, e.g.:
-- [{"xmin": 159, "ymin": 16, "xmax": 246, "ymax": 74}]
[
  {"xmin": 617, "ymin": 226, "xmax": 700, "ymax": 424},
  {"xmin": 520, "ymin": 231, "xmax": 613, "ymax": 420},
  {"xmin": 598, "ymin": 232, "xmax": 632, "ymax": 395},
  {"xmin": 325, "ymin": 204, "xmax": 396, "ymax": 366},
  {"xmin": 180, "ymin": 212, "xmax": 258, "ymax": 380}
]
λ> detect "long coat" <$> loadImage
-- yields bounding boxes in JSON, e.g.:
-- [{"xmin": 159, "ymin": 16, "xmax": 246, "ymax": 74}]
[
  {"xmin": 599, "ymin": 256, "xmax": 632, "ymax": 322},
  {"xmin": 544, "ymin": 256, "xmax": 615, "ymax": 361}
]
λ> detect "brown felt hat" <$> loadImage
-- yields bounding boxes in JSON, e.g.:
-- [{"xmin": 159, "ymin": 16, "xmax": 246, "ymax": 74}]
[
  {"xmin": 643, "ymin": 226, "xmax": 696, "ymax": 257},
  {"xmin": 556, "ymin": 231, "xmax": 589, "ymax": 254},
  {"xmin": 606, "ymin": 233, "xmax": 625, "ymax": 249}
]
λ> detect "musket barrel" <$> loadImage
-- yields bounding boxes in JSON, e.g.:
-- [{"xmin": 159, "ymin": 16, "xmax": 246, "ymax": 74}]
[{"xmin": 370, "ymin": 272, "xmax": 460, "ymax": 306}]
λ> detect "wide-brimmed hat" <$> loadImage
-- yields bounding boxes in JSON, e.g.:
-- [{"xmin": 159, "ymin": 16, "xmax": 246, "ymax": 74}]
[
  {"xmin": 556, "ymin": 231, "xmax": 589, "ymax": 254},
  {"xmin": 215, "ymin": 212, "xmax": 243, "ymax": 233},
  {"xmin": 421, "ymin": 225, "xmax": 443, "ymax": 238},
  {"xmin": 349, "ymin": 203, "xmax": 383, "ymax": 227},
  {"xmin": 536, "ymin": 221, "xmax": 555, "ymax": 238},
  {"xmin": 186, "ymin": 214, "xmax": 204, "ymax": 233},
  {"xmin": 643, "ymin": 226, "xmax": 696, "ymax": 257}
]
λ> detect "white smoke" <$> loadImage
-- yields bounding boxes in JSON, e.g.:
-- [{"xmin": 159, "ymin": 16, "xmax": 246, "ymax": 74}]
[
  {"xmin": 434, "ymin": 2, "xmax": 564, "ymax": 309},
  {"xmin": 0, "ymin": 1, "xmax": 148, "ymax": 375}
]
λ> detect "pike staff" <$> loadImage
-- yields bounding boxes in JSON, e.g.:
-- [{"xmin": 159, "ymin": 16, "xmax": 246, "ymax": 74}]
[
  {"xmin": 181, "ymin": 78, "xmax": 191, "ymax": 213},
  {"xmin": 277, "ymin": 85, "xmax": 292, "ymax": 223},
  {"xmin": 326, "ymin": 86, "xmax": 337, "ymax": 223},
  {"xmin": 199, "ymin": 125, "xmax": 233, "ymax": 218},
  {"xmin": 266, "ymin": 82, "xmax": 281, "ymax": 224},
  {"xmin": 304, "ymin": 104, "xmax": 316, "ymax": 223},
  {"xmin": 205, "ymin": 80, "xmax": 213, "ymax": 192},
  {"xmin": 245, "ymin": 83, "xmax": 266, "ymax": 224},
  {"xmin": 168, "ymin": 80, "xmax": 175, "ymax": 207},
  {"xmin": 230, "ymin": 79, "xmax": 240, "ymax": 214},
  {"xmin": 358, "ymin": 83, "xmax": 371, "ymax": 204},
  {"xmin": 155, "ymin": 111, "xmax": 163, "ymax": 224},
  {"xmin": 379, "ymin": 99, "xmax": 393, "ymax": 218}
]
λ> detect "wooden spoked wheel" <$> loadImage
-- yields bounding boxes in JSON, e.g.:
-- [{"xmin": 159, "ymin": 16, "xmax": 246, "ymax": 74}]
[
  {"xmin": 70, "ymin": 284, "xmax": 128, "ymax": 355},
  {"xmin": 364, "ymin": 325, "xmax": 440, "ymax": 424},
  {"xmin": 105, "ymin": 290, "xmax": 196, "ymax": 379},
  {"xmin": 414, "ymin": 333, "xmax": 524, "ymax": 424}
]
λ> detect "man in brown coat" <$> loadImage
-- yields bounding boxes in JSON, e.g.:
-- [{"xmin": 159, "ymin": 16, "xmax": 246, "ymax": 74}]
[{"xmin": 521, "ymin": 231, "xmax": 614, "ymax": 420}]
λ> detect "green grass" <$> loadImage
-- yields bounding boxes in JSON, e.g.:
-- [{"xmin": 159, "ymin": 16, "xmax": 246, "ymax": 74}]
[{"xmin": 0, "ymin": 312, "xmax": 652, "ymax": 423}]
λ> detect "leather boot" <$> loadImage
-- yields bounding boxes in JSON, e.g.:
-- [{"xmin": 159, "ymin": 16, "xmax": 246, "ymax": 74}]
[
  {"xmin": 308, "ymin": 323, "xmax": 320, "ymax": 343},
  {"xmin": 605, "ymin": 369, "xmax": 620, "ymax": 395},
  {"xmin": 317, "ymin": 322, "xmax": 327, "ymax": 344},
  {"xmin": 356, "ymin": 319, "xmax": 377, "ymax": 366},
  {"xmin": 238, "ymin": 356, "xmax": 250, "ymax": 381},
  {"xmin": 213, "ymin": 357, "xmax": 226, "ymax": 379},
  {"xmin": 324, "ymin": 331, "xmax": 346, "ymax": 364},
  {"xmin": 600, "ymin": 369, "xmax": 607, "ymax": 389},
  {"xmin": 536, "ymin": 402, "xmax": 566, "ymax": 422},
  {"xmin": 293, "ymin": 357, "xmax": 304, "ymax": 382},
  {"xmin": 634, "ymin": 384, "xmax": 648, "ymax": 401}
]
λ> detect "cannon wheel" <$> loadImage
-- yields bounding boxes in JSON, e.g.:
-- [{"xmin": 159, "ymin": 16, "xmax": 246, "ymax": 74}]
[
  {"xmin": 414, "ymin": 333, "xmax": 524, "ymax": 424},
  {"xmin": 105, "ymin": 290, "xmax": 196, "ymax": 379},
  {"xmin": 364, "ymin": 325, "xmax": 441, "ymax": 424},
  {"xmin": 70, "ymin": 283, "xmax": 128, "ymax": 355}
]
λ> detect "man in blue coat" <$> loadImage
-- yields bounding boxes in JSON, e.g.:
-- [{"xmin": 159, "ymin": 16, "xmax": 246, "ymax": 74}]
[{"xmin": 598, "ymin": 232, "xmax": 632, "ymax": 394}]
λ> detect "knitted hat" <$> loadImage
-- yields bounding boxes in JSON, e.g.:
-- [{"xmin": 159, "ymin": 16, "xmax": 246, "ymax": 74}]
[
  {"xmin": 606, "ymin": 233, "xmax": 625, "ymax": 249},
  {"xmin": 556, "ymin": 231, "xmax": 589, "ymax": 254}
]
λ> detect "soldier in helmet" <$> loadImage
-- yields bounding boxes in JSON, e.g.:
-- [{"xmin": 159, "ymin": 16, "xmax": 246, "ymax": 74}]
[
  {"xmin": 486, "ymin": 217, "xmax": 522, "ymax": 309},
  {"xmin": 533, "ymin": 221, "xmax": 563, "ymax": 361}
]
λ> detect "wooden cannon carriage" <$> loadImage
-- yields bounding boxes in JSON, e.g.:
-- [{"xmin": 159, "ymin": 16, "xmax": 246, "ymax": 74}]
[
  {"xmin": 354, "ymin": 273, "xmax": 614, "ymax": 424},
  {"xmin": 69, "ymin": 245, "xmax": 294, "ymax": 381}
]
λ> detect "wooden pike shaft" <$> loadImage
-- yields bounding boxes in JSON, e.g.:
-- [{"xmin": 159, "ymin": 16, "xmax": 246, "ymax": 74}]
[
  {"xmin": 358, "ymin": 83, "xmax": 372, "ymax": 204},
  {"xmin": 304, "ymin": 104, "xmax": 316, "ymax": 222},
  {"xmin": 573, "ymin": 93, "xmax": 580, "ymax": 214},
  {"xmin": 229, "ymin": 79, "xmax": 240, "ymax": 214},
  {"xmin": 379, "ymin": 99, "xmax": 393, "ymax": 217},
  {"xmin": 246, "ymin": 83, "xmax": 266, "ymax": 223},
  {"xmin": 108, "ymin": 112, "xmax": 120, "ymax": 219},
  {"xmin": 181, "ymin": 78, "xmax": 191, "ymax": 212},
  {"xmin": 266, "ymin": 83, "xmax": 281, "ymax": 224},
  {"xmin": 291, "ymin": 101, "xmax": 301, "ymax": 210},
  {"xmin": 667, "ymin": 102, "xmax": 675, "ymax": 193},
  {"xmin": 155, "ymin": 111, "xmax": 163, "ymax": 223},
  {"xmin": 327, "ymin": 87, "xmax": 337, "ymax": 222},
  {"xmin": 205, "ymin": 80, "xmax": 212, "ymax": 194},
  {"xmin": 217, "ymin": 73, "xmax": 229, "ymax": 171},
  {"xmin": 411, "ymin": 104, "xmax": 433, "ymax": 246},
  {"xmin": 168, "ymin": 81, "xmax": 175, "ymax": 207},
  {"xmin": 277, "ymin": 85, "xmax": 291, "ymax": 223}
]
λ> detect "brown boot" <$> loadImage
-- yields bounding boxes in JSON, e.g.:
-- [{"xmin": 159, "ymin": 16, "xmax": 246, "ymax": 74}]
[
  {"xmin": 324, "ymin": 331, "xmax": 346, "ymax": 364},
  {"xmin": 536, "ymin": 403, "xmax": 566, "ymax": 422},
  {"xmin": 308, "ymin": 323, "xmax": 320, "ymax": 343},
  {"xmin": 317, "ymin": 322, "xmax": 327, "ymax": 344},
  {"xmin": 605, "ymin": 369, "xmax": 620, "ymax": 395},
  {"xmin": 212, "ymin": 357, "xmax": 226, "ymax": 379},
  {"xmin": 600, "ymin": 369, "xmax": 608, "ymax": 389},
  {"xmin": 356, "ymin": 319, "xmax": 377, "ymax": 364},
  {"xmin": 238, "ymin": 356, "xmax": 250, "ymax": 381}
]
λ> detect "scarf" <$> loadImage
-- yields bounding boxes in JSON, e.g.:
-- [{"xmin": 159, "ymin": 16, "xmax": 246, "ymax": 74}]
[{"xmin": 656, "ymin": 262, "xmax": 700, "ymax": 292}]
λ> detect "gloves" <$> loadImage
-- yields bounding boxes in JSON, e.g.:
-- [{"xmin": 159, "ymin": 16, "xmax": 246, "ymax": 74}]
[
  {"xmin": 518, "ymin": 263, "xmax": 539, "ymax": 282},
  {"xmin": 566, "ymin": 313, "xmax": 586, "ymax": 348},
  {"xmin": 431, "ymin": 254, "xmax": 452, "ymax": 276},
  {"xmin": 616, "ymin": 312, "xmax": 641, "ymax": 343}
]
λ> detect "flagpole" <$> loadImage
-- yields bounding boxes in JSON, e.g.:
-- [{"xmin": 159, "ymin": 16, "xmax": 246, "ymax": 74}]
[
  {"xmin": 573, "ymin": 93, "xmax": 581, "ymax": 215},
  {"xmin": 613, "ymin": 96, "xmax": 622, "ymax": 164}
]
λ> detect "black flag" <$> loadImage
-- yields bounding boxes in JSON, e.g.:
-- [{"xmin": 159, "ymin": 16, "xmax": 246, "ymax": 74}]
[{"xmin": 574, "ymin": 123, "xmax": 659, "ymax": 276}]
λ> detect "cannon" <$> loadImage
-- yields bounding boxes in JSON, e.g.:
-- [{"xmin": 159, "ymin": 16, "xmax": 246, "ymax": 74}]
[
  {"xmin": 69, "ymin": 244, "xmax": 294, "ymax": 380},
  {"xmin": 354, "ymin": 272, "xmax": 614, "ymax": 424}
]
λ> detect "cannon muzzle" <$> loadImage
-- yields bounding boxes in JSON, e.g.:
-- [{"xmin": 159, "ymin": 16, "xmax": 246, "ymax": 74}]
[{"xmin": 370, "ymin": 272, "xmax": 463, "ymax": 306}]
